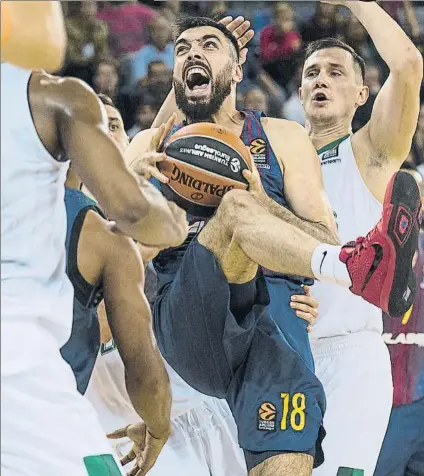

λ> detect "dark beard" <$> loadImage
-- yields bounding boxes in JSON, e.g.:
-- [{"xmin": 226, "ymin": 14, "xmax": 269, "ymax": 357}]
[{"xmin": 173, "ymin": 68, "xmax": 232, "ymax": 123}]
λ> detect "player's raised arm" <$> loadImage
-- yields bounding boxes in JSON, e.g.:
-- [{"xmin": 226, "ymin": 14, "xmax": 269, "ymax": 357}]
[
  {"xmin": 1, "ymin": 1, "xmax": 67, "ymax": 71},
  {"xmin": 342, "ymin": 0, "xmax": 423, "ymax": 164},
  {"xmin": 56, "ymin": 77, "xmax": 188, "ymax": 249}
]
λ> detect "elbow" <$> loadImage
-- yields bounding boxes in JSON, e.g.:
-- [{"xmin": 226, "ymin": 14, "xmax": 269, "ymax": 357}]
[
  {"xmin": 107, "ymin": 194, "xmax": 148, "ymax": 225},
  {"xmin": 393, "ymin": 46, "xmax": 423, "ymax": 81}
]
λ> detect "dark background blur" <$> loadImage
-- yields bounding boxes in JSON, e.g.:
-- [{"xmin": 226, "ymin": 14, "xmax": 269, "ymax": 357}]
[{"xmin": 57, "ymin": 0, "xmax": 424, "ymax": 169}]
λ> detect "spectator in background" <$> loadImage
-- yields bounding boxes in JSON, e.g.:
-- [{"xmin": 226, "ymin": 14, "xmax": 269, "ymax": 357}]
[
  {"xmin": 63, "ymin": 1, "xmax": 109, "ymax": 85},
  {"xmin": 127, "ymin": 95, "xmax": 159, "ymax": 139},
  {"xmin": 282, "ymin": 62, "xmax": 306, "ymax": 126},
  {"xmin": 92, "ymin": 57, "xmax": 132, "ymax": 126},
  {"xmin": 133, "ymin": 60, "xmax": 172, "ymax": 110},
  {"xmin": 341, "ymin": 14, "xmax": 373, "ymax": 61},
  {"xmin": 300, "ymin": 2, "xmax": 340, "ymax": 43},
  {"xmin": 260, "ymin": 2, "xmax": 302, "ymax": 91},
  {"xmin": 244, "ymin": 86, "xmax": 269, "ymax": 115},
  {"xmin": 160, "ymin": 0, "xmax": 182, "ymax": 25},
  {"xmin": 131, "ymin": 16, "xmax": 173, "ymax": 85},
  {"xmin": 352, "ymin": 64, "xmax": 382, "ymax": 132},
  {"xmin": 96, "ymin": 0, "xmax": 158, "ymax": 58},
  {"xmin": 93, "ymin": 57, "xmax": 120, "ymax": 102}
]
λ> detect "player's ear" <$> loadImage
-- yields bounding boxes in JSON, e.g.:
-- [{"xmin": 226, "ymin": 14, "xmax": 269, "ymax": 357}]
[
  {"xmin": 298, "ymin": 86, "xmax": 304, "ymax": 105},
  {"xmin": 233, "ymin": 61, "xmax": 243, "ymax": 84},
  {"xmin": 355, "ymin": 84, "xmax": 369, "ymax": 108}
]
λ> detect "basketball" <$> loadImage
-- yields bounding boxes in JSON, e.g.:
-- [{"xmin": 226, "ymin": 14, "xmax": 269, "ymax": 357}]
[{"xmin": 159, "ymin": 123, "xmax": 253, "ymax": 217}]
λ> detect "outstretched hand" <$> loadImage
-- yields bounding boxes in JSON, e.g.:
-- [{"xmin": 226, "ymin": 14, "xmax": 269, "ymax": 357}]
[
  {"xmin": 219, "ymin": 16, "xmax": 254, "ymax": 65},
  {"xmin": 108, "ymin": 423, "xmax": 169, "ymax": 476}
]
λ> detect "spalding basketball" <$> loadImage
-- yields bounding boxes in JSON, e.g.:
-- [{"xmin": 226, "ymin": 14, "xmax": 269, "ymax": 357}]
[{"xmin": 159, "ymin": 123, "xmax": 253, "ymax": 217}]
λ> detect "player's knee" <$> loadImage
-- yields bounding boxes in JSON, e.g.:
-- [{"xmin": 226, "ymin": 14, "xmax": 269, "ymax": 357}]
[{"xmin": 218, "ymin": 189, "xmax": 252, "ymax": 225}]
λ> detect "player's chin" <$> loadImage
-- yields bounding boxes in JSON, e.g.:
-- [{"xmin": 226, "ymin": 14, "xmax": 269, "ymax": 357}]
[{"xmin": 185, "ymin": 84, "xmax": 212, "ymax": 102}]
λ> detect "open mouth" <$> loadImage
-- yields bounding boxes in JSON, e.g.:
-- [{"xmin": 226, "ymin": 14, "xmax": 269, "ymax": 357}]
[
  {"xmin": 185, "ymin": 66, "xmax": 211, "ymax": 92},
  {"xmin": 312, "ymin": 92, "xmax": 329, "ymax": 103}
]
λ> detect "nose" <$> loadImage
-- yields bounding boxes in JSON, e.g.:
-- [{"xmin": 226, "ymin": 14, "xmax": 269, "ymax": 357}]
[
  {"xmin": 187, "ymin": 51, "xmax": 203, "ymax": 62},
  {"xmin": 314, "ymin": 73, "xmax": 329, "ymax": 88}
]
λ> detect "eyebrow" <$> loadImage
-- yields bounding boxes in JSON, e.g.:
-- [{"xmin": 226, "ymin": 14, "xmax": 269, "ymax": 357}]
[
  {"xmin": 304, "ymin": 62, "xmax": 347, "ymax": 73},
  {"xmin": 175, "ymin": 33, "xmax": 223, "ymax": 49}
]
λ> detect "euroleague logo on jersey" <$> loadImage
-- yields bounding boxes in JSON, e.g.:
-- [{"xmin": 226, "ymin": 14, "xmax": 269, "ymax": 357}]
[
  {"xmin": 249, "ymin": 138, "xmax": 269, "ymax": 169},
  {"xmin": 258, "ymin": 402, "xmax": 277, "ymax": 431}
]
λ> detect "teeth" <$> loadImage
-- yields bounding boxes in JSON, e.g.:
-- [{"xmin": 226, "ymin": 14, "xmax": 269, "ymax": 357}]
[{"xmin": 186, "ymin": 67, "xmax": 208, "ymax": 78}]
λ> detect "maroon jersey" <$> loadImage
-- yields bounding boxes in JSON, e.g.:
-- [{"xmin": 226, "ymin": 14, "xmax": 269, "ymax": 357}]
[{"xmin": 383, "ymin": 231, "xmax": 424, "ymax": 406}]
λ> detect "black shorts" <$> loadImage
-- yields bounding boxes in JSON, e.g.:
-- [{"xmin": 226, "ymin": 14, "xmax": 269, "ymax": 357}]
[{"xmin": 152, "ymin": 239, "xmax": 326, "ymax": 471}]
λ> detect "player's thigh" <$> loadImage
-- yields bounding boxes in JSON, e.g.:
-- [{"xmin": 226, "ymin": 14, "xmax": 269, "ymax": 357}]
[
  {"xmin": 312, "ymin": 333, "xmax": 392, "ymax": 476},
  {"xmin": 226, "ymin": 313, "xmax": 325, "ymax": 474},
  {"xmin": 1, "ymin": 328, "xmax": 122, "ymax": 476},
  {"xmin": 153, "ymin": 239, "xmax": 270, "ymax": 399},
  {"xmin": 249, "ymin": 453, "xmax": 313, "ymax": 476}
]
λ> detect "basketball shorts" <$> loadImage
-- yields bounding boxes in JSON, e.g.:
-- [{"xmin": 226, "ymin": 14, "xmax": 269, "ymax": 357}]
[
  {"xmin": 1, "ymin": 320, "xmax": 123, "ymax": 476},
  {"xmin": 153, "ymin": 239, "xmax": 326, "ymax": 471},
  {"xmin": 311, "ymin": 331, "xmax": 393, "ymax": 476},
  {"xmin": 374, "ymin": 397, "xmax": 424, "ymax": 476},
  {"xmin": 113, "ymin": 397, "xmax": 247, "ymax": 476}
]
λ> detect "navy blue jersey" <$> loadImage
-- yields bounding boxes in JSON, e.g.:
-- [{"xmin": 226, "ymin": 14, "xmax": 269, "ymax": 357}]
[
  {"xmin": 153, "ymin": 111, "xmax": 314, "ymax": 368},
  {"xmin": 60, "ymin": 188, "xmax": 104, "ymax": 394}
]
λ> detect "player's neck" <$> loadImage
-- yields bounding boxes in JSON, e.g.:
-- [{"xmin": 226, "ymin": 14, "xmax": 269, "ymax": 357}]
[
  {"xmin": 307, "ymin": 118, "xmax": 352, "ymax": 153},
  {"xmin": 210, "ymin": 96, "xmax": 244, "ymax": 135}
]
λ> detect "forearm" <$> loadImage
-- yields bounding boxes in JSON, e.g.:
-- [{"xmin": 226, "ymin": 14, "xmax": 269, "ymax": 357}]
[
  {"xmin": 347, "ymin": 2, "xmax": 421, "ymax": 71},
  {"xmin": 264, "ymin": 195, "xmax": 339, "ymax": 245},
  {"xmin": 125, "ymin": 349, "xmax": 172, "ymax": 438}
]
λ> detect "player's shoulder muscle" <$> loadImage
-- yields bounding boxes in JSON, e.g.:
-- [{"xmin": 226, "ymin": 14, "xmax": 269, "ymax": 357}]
[
  {"xmin": 34, "ymin": 73, "xmax": 106, "ymax": 125},
  {"xmin": 79, "ymin": 209, "xmax": 143, "ymax": 280},
  {"xmin": 262, "ymin": 117, "xmax": 314, "ymax": 164}
]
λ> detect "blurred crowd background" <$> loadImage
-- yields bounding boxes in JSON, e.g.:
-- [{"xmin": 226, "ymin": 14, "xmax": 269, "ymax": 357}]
[{"xmin": 57, "ymin": 0, "xmax": 424, "ymax": 168}]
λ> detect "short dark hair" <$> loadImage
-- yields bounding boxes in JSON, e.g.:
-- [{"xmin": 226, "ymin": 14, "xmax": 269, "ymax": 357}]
[
  {"xmin": 97, "ymin": 93, "xmax": 116, "ymax": 108},
  {"xmin": 173, "ymin": 16, "xmax": 240, "ymax": 61},
  {"xmin": 303, "ymin": 38, "xmax": 366, "ymax": 82}
]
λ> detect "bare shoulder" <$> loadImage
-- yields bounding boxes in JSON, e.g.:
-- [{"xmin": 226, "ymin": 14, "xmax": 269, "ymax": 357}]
[
  {"xmin": 262, "ymin": 117, "xmax": 309, "ymax": 146},
  {"xmin": 83, "ymin": 210, "xmax": 139, "ymax": 261},
  {"xmin": 262, "ymin": 116, "xmax": 306, "ymax": 135},
  {"xmin": 261, "ymin": 117, "xmax": 314, "ymax": 164},
  {"xmin": 84, "ymin": 210, "xmax": 141, "ymax": 272},
  {"xmin": 31, "ymin": 71, "xmax": 104, "ymax": 118}
]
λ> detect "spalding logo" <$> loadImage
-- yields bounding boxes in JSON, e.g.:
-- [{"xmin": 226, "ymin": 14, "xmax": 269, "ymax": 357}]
[
  {"xmin": 230, "ymin": 157, "xmax": 241, "ymax": 173},
  {"xmin": 171, "ymin": 165, "xmax": 235, "ymax": 197}
]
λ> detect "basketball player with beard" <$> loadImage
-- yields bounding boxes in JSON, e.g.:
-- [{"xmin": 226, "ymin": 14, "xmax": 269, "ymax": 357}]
[{"xmin": 123, "ymin": 17, "xmax": 421, "ymax": 476}]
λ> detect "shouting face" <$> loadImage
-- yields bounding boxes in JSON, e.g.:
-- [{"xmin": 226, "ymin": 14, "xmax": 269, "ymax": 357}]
[{"xmin": 173, "ymin": 25, "xmax": 242, "ymax": 122}]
